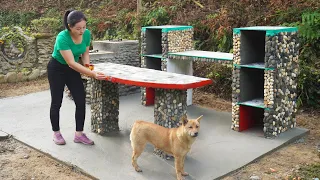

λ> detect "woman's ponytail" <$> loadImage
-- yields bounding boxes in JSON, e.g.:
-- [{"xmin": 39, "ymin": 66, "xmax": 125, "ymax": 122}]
[{"xmin": 63, "ymin": 10, "xmax": 73, "ymax": 30}]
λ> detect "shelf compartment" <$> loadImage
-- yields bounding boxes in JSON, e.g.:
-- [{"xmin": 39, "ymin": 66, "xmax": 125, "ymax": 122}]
[
  {"xmin": 145, "ymin": 29, "xmax": 162, "ymax": 55},
  {"xmin": 234, "ymin": 63, "xmax": 274, "ymax": 70},
  {"xmin": 240, "ymin": 30, "xmax": 266, "ymax": 65},
  {"xmin": 141, "ymin": 54, "xmax": 163, "ymax": 59},
  {"xmin": 145, "ymin": 57, "xmax": 162, "ymax": 71},
  {"xmin": 239, "ymin": 68, "xmax": 264, "ymax": 103},
  {"xmin": 239, "ymin": 105, "xmax": 264, "ymax": 131}
]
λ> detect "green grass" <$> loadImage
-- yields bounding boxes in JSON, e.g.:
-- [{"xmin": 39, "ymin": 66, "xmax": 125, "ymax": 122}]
[{"xmin": 289, "ymin": 163, "xmax": 320, "ymax": 180}]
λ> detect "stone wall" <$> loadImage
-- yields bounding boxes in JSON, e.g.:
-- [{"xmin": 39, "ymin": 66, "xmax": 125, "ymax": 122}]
[{"xmin": 0, "ymin": 27, "xmax": 54, "ymax": 83}]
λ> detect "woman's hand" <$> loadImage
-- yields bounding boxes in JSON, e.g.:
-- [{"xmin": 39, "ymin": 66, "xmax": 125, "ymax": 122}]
[{"xmin": 93, "ymin": 71, "xmax": 108, "ymax": 80}]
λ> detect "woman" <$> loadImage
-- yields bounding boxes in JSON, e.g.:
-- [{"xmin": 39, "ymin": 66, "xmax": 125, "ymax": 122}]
[{"xmin": 47, "ymin": 10, "xmax": 106, "ymax": 145}]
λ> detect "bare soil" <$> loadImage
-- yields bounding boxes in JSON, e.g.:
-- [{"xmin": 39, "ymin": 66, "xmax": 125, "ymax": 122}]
[
  {"xmin": 192, "ymin": 90, "xmax": 320, "ymax": 180},
  {"xmin": 0, "ymin": 77, "xmax": 319, "ymax": 180},
  {"xmin": 0, "ymin": 138, "xmax": 93, "ymax": 180}
]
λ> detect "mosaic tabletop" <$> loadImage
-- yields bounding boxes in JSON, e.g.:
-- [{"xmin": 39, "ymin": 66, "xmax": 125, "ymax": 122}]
[{"xmin": 93, "ymin": 63, "xmax": 212, "ymax": 90}]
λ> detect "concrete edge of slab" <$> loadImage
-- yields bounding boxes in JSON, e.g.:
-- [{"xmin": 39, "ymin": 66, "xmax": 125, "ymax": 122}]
[
  {"xmin": 215, "ymin": 128, "xmax": 310, "ymax": 180},
  {"xmin": 150, "ymin": 152, "xmax": 198, "ymax": 180},
  {"xmin": 0, "ymin": 130, "xmax": 10, "ymax": 140},
  {"xmin": 3, "ymin": 131, "xmax": 98, "ymax": 180}
]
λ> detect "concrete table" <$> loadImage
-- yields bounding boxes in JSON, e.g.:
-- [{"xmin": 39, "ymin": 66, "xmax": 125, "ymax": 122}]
[
  {"xmin": 168, "ymin": 50, "xmax": 233, "ymax": 106},
  {"xmin": 90, "ymin": 63, "xmax": 212, "ymax": 139}
]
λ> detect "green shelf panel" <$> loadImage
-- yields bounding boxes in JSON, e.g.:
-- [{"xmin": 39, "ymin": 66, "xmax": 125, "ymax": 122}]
[
  {"xmin": 142, "ymin": 25, "xmax": 193, "ymax": 32},
  {"xmin": 237, "ymin": 99, "xmax": 269, "ymax": 110},
  {"xmin": 141, "ymin": 54, "xmax": 164, "ymax": 59},
  {"xmin": 233, "ymin": 63, "xmax": 274, "ymax": 70},
  {"xmin": 168, "ymin": 50, "xmax": 233, "ymax": 61},
  {"xmin": 233, "ymin": 26, "xmax": 298, "ymax": 36}
]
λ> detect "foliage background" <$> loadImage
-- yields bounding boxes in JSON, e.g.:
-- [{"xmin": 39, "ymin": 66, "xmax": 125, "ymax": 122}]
[{"xmin": 0, "ymin": 0, "xmax": 319, "ymax": 109}]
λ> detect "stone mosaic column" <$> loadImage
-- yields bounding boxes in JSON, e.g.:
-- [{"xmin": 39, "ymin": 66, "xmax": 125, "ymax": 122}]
[
  {"xmin": 140, "ymin": 31, "xmax": 147, "ymax": 68},
  {"xmin": 91, "ymin": 79, "xmax": 119, "ymax": 134},
  {"xmin": 166, "ymin": 29, "xmax": 194, "ymax": 55},
  {"xmin": 140, "ymin": 30, "xmax": 148, "ymax": 105},
  {"xmin": 263, "ymin": 32, "xmax": 299, "ymax": 137},
  {"xmin": 231, "ymin": 33, "xmax": 241, "ymax": 131},
  {"xmin": 153, "ymin": 89, "xmax": 187, "ymax": 158},
  {"xmin": 161, "ymin": 58, "xmax": 167, "ymax": 71}
]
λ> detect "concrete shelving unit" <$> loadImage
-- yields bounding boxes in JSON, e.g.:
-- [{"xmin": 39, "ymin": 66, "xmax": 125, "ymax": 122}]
[{"xmin": 231, "ymin": 26, "xmax": 299, "ymax": 137}]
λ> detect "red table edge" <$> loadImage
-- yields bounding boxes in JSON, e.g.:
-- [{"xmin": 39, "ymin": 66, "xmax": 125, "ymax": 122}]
[{"xmin": 106, "ymin": 77, "xmax": 213, "ymax": 90}]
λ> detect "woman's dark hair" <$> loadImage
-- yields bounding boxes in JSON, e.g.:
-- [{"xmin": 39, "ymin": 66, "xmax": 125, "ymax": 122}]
[{"xmin": 63, "ymin": 10, "xmax": 87, "ymax": 30}]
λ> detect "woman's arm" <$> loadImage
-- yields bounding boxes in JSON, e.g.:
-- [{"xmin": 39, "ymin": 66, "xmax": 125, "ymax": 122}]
[
  {"xmin": 60, "ymin": 50, "xmax": 106, "ymax": 80},
  {"xmin": 81, "ymin": 46, "xmax": 90, "ymax": 65}
]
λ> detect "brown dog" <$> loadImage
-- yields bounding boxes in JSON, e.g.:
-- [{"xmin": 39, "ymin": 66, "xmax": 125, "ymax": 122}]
[{"xmin": 130, "ymin": 115, "xmax": 203, "ymax": 180}]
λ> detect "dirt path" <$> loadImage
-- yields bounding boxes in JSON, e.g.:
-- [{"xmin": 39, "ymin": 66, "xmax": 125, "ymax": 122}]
[
  {"xmin": 0, "ymin": 77, "xmax": 319, "ymax": 180},
  {"xmin": 0, "ymin": 138, "xmax": 93, "ymax": 180}
]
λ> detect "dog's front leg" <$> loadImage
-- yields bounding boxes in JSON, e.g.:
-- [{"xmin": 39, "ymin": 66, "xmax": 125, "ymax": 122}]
[
  {"xmin": 174, "ymin": 156, "xmax": 184, "ymax": 180},
  {"xmin": 181, "ymin": 155, "xmax": 189, "ymax": 176}
]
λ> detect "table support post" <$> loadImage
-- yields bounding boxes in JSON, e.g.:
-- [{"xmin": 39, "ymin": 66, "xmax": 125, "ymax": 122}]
[
  {"xmin": 153, "ymin": 89, "xmax": 187, "ymax": 158},
  {"xmin": 90, "ymin": 79, "xmax": 119, "ymax": 135}
]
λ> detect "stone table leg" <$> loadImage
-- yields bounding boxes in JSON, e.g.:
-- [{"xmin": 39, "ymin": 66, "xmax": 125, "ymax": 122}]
[
  {"xmin": 90, "ymin": 79, "xmax": 119, "ymax": 135},
  {"xmin": 153, "ymin": 89, "xmax": 187, "ymax": 158}
]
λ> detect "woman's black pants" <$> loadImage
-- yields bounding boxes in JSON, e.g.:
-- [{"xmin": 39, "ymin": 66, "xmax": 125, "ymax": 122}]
[{"xmin": 47, "ymin": 58, "xmax": 86, "ymax": 132}]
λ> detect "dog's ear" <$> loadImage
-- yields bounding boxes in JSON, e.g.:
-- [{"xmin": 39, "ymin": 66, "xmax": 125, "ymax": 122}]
[
  {"xmin": 181, "ymin": 115, "xmax": 188, "ymax": 126},
  {"xmin": 196, "ymin": 115, "xmax": 203, "ymax": 122}
]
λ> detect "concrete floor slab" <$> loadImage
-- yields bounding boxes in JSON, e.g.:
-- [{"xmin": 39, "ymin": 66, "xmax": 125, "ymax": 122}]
[{"xmin": 0, "ymin": 91, "xmax": 309, "ymax": 180}]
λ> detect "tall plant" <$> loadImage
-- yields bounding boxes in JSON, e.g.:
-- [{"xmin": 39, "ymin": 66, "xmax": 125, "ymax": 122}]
[{"xmin": 296, "ymin": 11, "xmax": 320, "ymax": 108}]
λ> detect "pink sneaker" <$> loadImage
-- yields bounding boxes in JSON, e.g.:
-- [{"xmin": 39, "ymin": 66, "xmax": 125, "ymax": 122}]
[
  {"xmin": 53, "ymin": 132, "xmax": 66, "ymax": 145},
  {"xmin": 74, "ymin": 133, "xmax": 94, "ymax": 145}
]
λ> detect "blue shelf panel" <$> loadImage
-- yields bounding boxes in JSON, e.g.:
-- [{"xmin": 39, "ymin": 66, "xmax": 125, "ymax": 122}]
[
  {"xmin": 233, "ymin": 26, "xmax": 298, "ymax": 36},
  {"xmin": 141, "ymin": 54, "xmax": 164, "ymax": 59},
  {"xmin": 142, "ymin": 25, "xmax": 193, "ymax": 32},
  {"xmin": 234, "ymin": 63, "xmax": 274, "ymax": 70},
  {"xmin": 237, "ymin": 99, "xmax": 269, "ymax": 110}
]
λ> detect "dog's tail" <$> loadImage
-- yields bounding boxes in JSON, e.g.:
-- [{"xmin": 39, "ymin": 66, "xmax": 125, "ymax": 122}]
[{"xmin": 130, "ymin": 121, "xmax": 137, "ymax": 142}]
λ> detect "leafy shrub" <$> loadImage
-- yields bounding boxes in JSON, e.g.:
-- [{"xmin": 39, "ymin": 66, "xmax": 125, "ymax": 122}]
[
  {"xmin": 193, "ymin": 61, "xmax": 232, "ymax": 100},
  {"xmin": 295, "ymin": 11, "xmax": 320, "ymax": 108},
  {"xmin": 140, "ymin": 6, "xmax": 171, "ymax": 26},
  {"xmin": 30, "ymin": 17, "xmax": 62, "ymax": 34},
  {"xmin": 0, "ymin": 11, "xmax": 39, "ymax": 27}
]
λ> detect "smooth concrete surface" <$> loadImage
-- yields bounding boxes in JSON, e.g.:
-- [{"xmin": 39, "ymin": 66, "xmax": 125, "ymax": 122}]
[{"xmin": 0, "ymin": 91, "xmax": 309, "ymax": 180}]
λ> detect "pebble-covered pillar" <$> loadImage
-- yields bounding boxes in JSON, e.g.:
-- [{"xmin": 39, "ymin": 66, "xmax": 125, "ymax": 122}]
[
  {"xmin": 263, "ymin": 32, "xmax": 299, "ymax": 137},
  {"xmin": 91, "ymin": 79, "xmax": 119, "ymax": 134},
  {"xmin": 83, "ymin": 76, "xmax": 91, "ymax": 104},
  {"xmin": 140, "ymin": 30, "xmax": 148, "ymax": 105},
  {"xmin": 165, "ymin": 30, "xmax": 193, "ymax": 56},
  {"xmin": 153, "ymin": 89, "xmax": 187, "ymax": 158},
  {"xmin": 161, "ymin": 32, "xmax": 169, "ymax": 72},
  {"xmin": 231, "ymin": 33, "xmax": 241, "ymax": 131}
]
